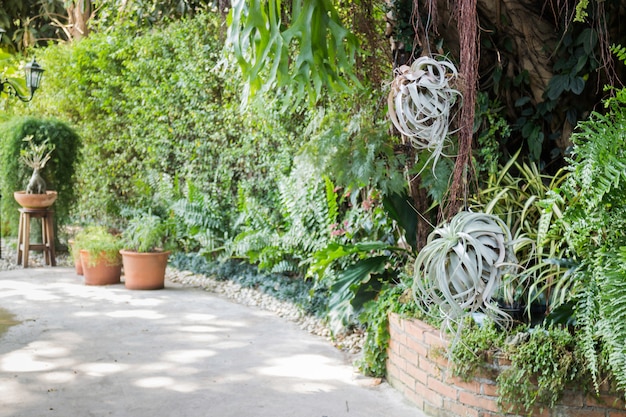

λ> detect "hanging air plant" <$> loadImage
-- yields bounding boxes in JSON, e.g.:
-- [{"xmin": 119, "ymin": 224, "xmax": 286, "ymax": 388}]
[
  {"xmin": 413, "ymin": 211, "xmax": 518, "ymax": 328},
  {"xmin": 388, "ymin": 56, "xmax": 462, "ymax": 166}
]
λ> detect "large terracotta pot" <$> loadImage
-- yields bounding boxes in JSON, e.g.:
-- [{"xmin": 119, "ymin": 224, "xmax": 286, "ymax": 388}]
[
  {"xmin": 120, "ymin": 250, "xmax": 170, "ymax": 290},
  {"xmin": 80, "ymin": 250, "xmax": 122, "ymax": 286},
  {"xmin": 14, "ymin": 191, "xmax": 58, "ymax": 208}
]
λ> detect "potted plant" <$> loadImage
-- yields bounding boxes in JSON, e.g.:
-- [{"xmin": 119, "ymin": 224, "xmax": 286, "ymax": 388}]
[
  {"xmin": 74, "ymin": 226, "xmax": 122, "ymax": 286},
  {"xmin": 119, "ymin": 212, "xmax": 174, "ymax": 290},
  {"xmin": 13, "ymin": 135, "xmax": 57, "ymax": 208}
]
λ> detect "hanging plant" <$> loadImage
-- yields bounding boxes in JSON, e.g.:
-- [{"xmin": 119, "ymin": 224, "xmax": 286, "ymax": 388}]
[
  {"xmin": 412, "ymin": 211, "xmax": 518, "ymax": 328},
  {"xmin": 388, "ymin": 56, "xmax": 462, "ymax": 166}
]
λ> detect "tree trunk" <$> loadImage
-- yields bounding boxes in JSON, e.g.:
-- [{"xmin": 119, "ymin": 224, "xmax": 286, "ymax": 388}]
[{"xmin": 67, "ymin": 0, "xmax": 92, "ymax": 41}]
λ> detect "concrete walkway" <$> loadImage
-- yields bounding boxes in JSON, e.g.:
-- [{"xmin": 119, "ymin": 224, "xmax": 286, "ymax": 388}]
[{"xmin": 0, "ymin": 267, "xmax": 425, "ymax": 417}]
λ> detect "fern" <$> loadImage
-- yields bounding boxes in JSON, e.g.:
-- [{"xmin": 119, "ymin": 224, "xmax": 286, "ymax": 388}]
[
  {"xmin": 549, "ymin": 96, "xmax": 626, "ymax": 397},
  {"xmin": 610, "ymin": 44, "xmax": 626, "ymax": 65}
]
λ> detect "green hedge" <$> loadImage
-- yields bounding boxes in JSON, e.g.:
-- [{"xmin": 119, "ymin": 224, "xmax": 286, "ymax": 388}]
[{"xmin": 22, "ymin": 13, "xmax": 302, "ymax": 227}]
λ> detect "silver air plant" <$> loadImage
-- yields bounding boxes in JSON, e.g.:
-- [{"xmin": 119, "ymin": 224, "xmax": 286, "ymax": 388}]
[
  {"xmin": 388, "ymin": 56, "xmax": 462, "ymax": 168},
  {"xmin": 413, "ymin": 211, "xmax": 519, "ymax": 331}
]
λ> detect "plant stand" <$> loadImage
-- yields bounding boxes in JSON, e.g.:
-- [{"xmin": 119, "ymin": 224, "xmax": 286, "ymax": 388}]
[{"xmin": 16, "ymin": 208, "xmax": 56, "ymax": 268}]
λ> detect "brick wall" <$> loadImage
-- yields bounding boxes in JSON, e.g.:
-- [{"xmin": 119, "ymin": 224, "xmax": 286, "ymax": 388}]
[{"xmin": 386, "ymin": 313, "xmax": 626, "ymax": 417}]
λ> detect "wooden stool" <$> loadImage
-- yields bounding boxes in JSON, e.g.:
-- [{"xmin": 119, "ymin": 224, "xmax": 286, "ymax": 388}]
[{"xmin": 16, "ymin": 208, "xmax": 56, "ymax": 268}]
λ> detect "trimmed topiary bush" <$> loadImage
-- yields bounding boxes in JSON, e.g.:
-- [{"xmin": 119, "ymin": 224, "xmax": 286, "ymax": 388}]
[{"xmin": 0, "ymin": 116, "xmax": 81, "ymax": 237}]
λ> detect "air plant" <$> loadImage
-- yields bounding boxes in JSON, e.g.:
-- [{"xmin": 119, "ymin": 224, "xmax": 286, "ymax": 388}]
[
  {"xmin": 413, "ymin": 211, "xmax": 519, "ymax": 330},
  {"xmin": 388, "ymin": 56, "xmax": 462, "ymax": 168}
]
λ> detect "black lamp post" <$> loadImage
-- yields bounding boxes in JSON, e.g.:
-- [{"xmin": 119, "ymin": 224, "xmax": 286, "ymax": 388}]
[
  {"xmin": 0, "ymin": 56, "xmax": 44, "ymax": 258},
  {"xmin": 0, "ymin": 57, "xmax": 45, "ymax": 102}
]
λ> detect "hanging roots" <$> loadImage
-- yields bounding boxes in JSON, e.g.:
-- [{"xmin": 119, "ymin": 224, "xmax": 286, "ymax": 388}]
[{"xmin": 388, "ymin": 56, "xmax": 462, "ymax": 157}]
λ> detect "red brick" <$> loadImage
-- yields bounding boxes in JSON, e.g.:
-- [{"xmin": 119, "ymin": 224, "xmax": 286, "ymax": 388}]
[
  {"xmin": 406, "ymin": 361, "xmax": 428, "ymax": 385},
  {"xmin": 443, "ymin": 398, "xmax": 480, "ymax": 417},
  {"xmin": 559, "ymin": 389, "xmax": 584, "ymax": 408},
  {"xmin": 403, "ymin": 316, "xmax": 429, "ymax": 342},
  {"xmin": 415, "ymin": 380, "xmax": 444, "ymax": 408},
  {"xmin": 458, "ymin": 391, "xmax": 499, "ymax": 413},
  {"xmin": 388, "ymin": 338, "xmax": 402, "ymax": 356},
  {"xmin": 406, "ymin": 334, "xmax": 429, "ymax": 358},
  {"xmin": 397, "ymin": 368, "xmax": 416, "ymax": 390},
  {"xmin": 565, "ymin": 408, "xmax": 607, "ymax": 417},
  {"xmin": 428, "ymin": 375, "xmax": 459, "ymax": 400},
  {"xmin": 586, "ymin": 393, "xmax": 626, "ymax": 409},
  {"xmin": 419, "ymin": 355, "xmax": 443, "ymax": 378},
  {"xmin": 386, "ymin": 361, "xmax": 404, "ymax": 384},
  {"xmin": 430, "ymin": 348, "xmax": 451, "ymax": 367},
  {"xmin": 424, "ymin": 328, "xmax": 449, "ymax": 349},
  {"xmin": 400, "ymin": 343, "xmax": 419, "ymax": 366},
  {"xmin": 480, "ymin": 381, "xmax": 498, "ymax": 397},
  {"xmin": 387, "ymin": 349, "xmax": 406, "ymax": 372},
  {"xmin": 608, "ymin": 411, "xmax": 626, "ymax": 417},
  {"xmin": 446, "ymin": 375, "xmax": 481, "ymax": 394},
  {"xmin": 403, "ymin": 388, "xmax": 425, "ymax": 410}
]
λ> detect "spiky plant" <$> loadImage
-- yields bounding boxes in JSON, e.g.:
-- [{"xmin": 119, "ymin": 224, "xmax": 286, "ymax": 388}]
[{"xmin": 413, "ymin": 211, "xmax": 518, "ymax": 329}]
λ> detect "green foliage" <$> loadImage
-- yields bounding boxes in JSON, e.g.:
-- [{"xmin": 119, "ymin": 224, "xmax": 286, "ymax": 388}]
[
  {"xmin": 24, "ymin": 13, "xmax": 301, "ymax": 229},
  {"xmin": 610, "ymin": 44, "xmax": 626, "ymax": 65},
  {"xmin": 226, "ymin": 0, "xmax": 361, "ymax": 104},
  {"xmin": 170, "ymin": 252, "xmax": 328, "ymax": 316},
  {"xmin": 543, "ymin": 91, "xmax": 626, "ymax": 395},
  {"xmin": 497, "ymin": 326, "xmax": 583, "ymax": 414},
  {"xmin": 449, "ymin": 319, "xmax": 505, "ymax": 380},
  {"xmin": 301, "ymin": 106, "xmax": 407, "ymax": 197},
  {"xmin": 73, "ymin": 225, "xmax": 122, "ymax": 267},
  {"xmin": 0, "ymin": 116, "xmax": 80, "ymax": 236},
  {"xmin": 121, "ymin": 211, "xmax": 175, "ymax": 253},
  {"xmin": 358, "ymin": 279, "xmax": 420, "ymax": 377}
]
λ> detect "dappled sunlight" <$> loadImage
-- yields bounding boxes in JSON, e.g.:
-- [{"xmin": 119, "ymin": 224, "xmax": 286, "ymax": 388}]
[
  {"xmin": 0, "ymin": 280, "xmax": 62, "ymax": 302},
  {"xmin": 133, "ymin": 376, "xmax": 200, "ymax": 393},
  {"xmin": 1, "ymin": 350, "xmax": 59, "ymax": 372},
  {"xmin": 256, "ymin": 354, "xmax": 353, "ymax": 382},
  {"xmin": 40, "ymin": 370, "xmax": 78, "ymax": 384},
  {"xmin": 0, "ymin": 268, "xmax": 421, "ymax": 417},
  {"xmin": 77, "ymin": 361, "xmax": 130, "ymax": 376},
  {"xmin": 162, "ymin": 349, "xmax": 217, "ymax": 364}
]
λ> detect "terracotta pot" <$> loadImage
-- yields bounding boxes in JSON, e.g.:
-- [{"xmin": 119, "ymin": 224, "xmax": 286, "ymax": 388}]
[
  {"xmin": 120, "ymin": 250, "xmax": 170, "ymax": 290},
  {"xmin": 80, "ymin": 250, "xmax": 122, "ymax": 286},
  {"xmin": 68, "ymin": 239, "xmax": 83, "ymax": 276},
  {"xmin": 14, "ymin": 191, "xmax": 58, "ymax": 209}
]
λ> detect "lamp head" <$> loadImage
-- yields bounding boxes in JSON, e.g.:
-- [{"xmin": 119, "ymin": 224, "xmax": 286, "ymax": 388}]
[{"xmin": 24, "ymin": 58, "xmax": 44, "ymax": 93}]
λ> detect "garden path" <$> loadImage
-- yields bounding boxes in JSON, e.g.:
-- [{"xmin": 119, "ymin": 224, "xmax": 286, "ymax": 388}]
[{"xmin": 0, "ymin": 267, "xmax": 425, "ymax": 417}]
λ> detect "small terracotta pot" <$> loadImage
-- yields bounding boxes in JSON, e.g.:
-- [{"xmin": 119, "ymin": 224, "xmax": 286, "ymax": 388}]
[
  {"xmin": 120, "ymin": 250, "xmax": 170, "ymax": 290},
  {"xmin": 80, "ymin": 250, "xmax": 122, "ymax": 286}
]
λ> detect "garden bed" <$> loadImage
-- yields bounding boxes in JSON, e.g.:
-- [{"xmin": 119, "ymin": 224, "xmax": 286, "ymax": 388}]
[{"xmin": 386, "ymin": 313, "xmax": 626, "ymax": 417}]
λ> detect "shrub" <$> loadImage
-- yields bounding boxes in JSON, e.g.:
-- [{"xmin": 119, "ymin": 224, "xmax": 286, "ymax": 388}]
[{"xmin": 0, "ymin": 116, "xmax": 80, "ymax": 236}]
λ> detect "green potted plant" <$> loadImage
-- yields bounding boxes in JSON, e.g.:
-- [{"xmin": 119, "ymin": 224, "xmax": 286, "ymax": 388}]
[
  {"xmin": 119, "ymin": 212, "xmax": 174, "ymax": 290},
  {"xmin": 74, "ymin": 225, "xmax": 122, "ymax": 286},
  {"xmin": 13, "ymin": 135, "xmax": 57, "ymax": 208}
]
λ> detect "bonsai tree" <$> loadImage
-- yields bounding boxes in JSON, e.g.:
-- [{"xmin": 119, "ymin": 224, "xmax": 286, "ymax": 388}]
[{"xmin": 19, "ymin": 135, "xmax": 54, "ymax": 194}]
